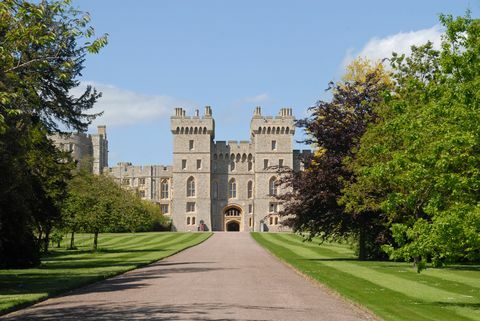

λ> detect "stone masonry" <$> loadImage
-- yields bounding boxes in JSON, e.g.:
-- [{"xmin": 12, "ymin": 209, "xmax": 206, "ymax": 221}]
[{"xmin": 52, "ymin": 107, "xmax": 310, "ymax": 232}]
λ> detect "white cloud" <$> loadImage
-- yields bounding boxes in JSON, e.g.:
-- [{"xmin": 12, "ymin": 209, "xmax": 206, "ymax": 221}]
[
  {"xmin": 241, "ymin": 93, "xmax": 269, "ymax": 104},
  {"xmin": 71, "ymin": 81, "xmax": 196, "ymax": 127},
  {"xmin": 343, "ymin": 25, "xmax": 443, "ymax": 67}
]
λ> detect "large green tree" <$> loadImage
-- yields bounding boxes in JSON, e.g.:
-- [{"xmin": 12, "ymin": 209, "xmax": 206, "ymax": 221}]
[
  {"xmin": 278, "ymin": 59, "xmax": 392, "ymax": 259},
  {"xmin": 342, "ymin": 14, "xmax": 480, "ymax": 270},
  {"xmin": 0, "ymin": 0, "xmax": 107, "ymax": 267}
]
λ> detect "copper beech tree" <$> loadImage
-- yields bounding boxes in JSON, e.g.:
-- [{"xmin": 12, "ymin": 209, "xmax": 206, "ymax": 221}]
[{"xmin": 277, "ymin": 59, "xmax": 392, "ymax": 260}]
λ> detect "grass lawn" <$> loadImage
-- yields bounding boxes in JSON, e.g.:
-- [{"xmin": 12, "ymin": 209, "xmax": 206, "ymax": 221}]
[
  {"xmin": 252, "ymin": 232, "xmax": 480, "ymax": 321},
  {"xmin": 0, "ymin": 232, "xmax": 211, "ymax": 314}
]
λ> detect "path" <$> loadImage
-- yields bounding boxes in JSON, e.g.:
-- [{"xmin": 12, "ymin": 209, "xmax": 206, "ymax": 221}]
[{"xmin": 3, "ymin": 233, "xmax": 375, "ymax": 321}]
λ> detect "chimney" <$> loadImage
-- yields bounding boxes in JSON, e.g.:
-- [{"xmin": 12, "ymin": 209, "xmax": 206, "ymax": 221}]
[
  {"xmin": 204, "ymin": 106, "xmax": 212, "ymax": 117},
  {"xmin": 97, "ymin": 125, "xmax": 107, "ymax": 138},
  {"xmin": 174, "ymin": 107, "xmax": 184, "ymax": 117},
  {"xmin": 254, "ymin": 106, "xmax": 262, "ymax": 116}
]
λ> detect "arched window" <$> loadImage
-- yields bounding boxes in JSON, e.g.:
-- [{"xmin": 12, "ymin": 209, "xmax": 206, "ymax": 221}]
[
  {"xmin": 187, "ymin": 217, "xmax": 191, "ymax": 225},
  {"xmin": 187, "ymin": 177, "xmax": 195, "ymax": 197},
  {"xmin": 247, "ymin": 181, "xmax": 253, "ymax": 199},
  {"xmin": 248, "ymin": 161, "xmax": 253, "ymax": 171},
  {"xmin": 161, "ymin": 180, "xmax": 169, "ymax": 199},
  {"xmin": 231, "ymin": 161, "xmax": 235, "ymax": 171},
  {"xmin": 192, "ymin": 217, "xmax": 196, "ymax": 225},
  {"xmin": 269, "ymin": 177, "xmax": 278, "ymax": 196},
  {"xmin": 229, "ymin": 179, "xmax": 237, "ymax": 198},
  {"xmin": 213, "ymin": 181, "xmax": 218, "ymax": 199}
]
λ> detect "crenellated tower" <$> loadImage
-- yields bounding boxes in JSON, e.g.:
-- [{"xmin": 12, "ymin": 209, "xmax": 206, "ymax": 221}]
[
  {"xmin": 170, "ymin": 106, "xmax": 215, "ymax": 231},
  {"xmin": 250, "ymin": 107, "xmax": 295, "ymax": 231}
]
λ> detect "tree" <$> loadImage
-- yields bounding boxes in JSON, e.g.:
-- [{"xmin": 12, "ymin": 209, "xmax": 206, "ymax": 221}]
[
  {"xmin": 64, "ymin": 170, "xmax": 166, "ymax": 251},
  {"xmin": 278, "ymin": 58, "xmax": 392, "ymax": 259},
  {"xmin": 0, "ymin": 0, "xmax": 107, "ymax": 267},
  {"xmin": 342, "ymin": 13, "xmax": 480, "ymax": 270}
]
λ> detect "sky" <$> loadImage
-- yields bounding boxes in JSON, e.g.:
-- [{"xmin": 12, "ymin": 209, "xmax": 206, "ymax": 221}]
[{"xmin": 73, "ymin": 0, "xmax": 479, "ymax": 166}]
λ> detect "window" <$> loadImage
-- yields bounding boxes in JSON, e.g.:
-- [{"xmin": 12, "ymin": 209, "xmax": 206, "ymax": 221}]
[
  {"xmin": 249, "ymin": 217, "xmax": 253, "ymax": 227},
  {"xmin": 225, "ymin": 208, "xmax": 241, "ymax": 216},
  {"xmin": 274, "ymin": 216, "xmax": 279, "ymax": 225},
  {"xmin": 187, "ymin": 177, "xmax": 195, "ymax": 197},
  {"xmin": 269, "ymin": 177, "xmax": 278, "ymax": 196},
  {"xmin": 192, "ymin": 217, "xmax": 196, "ymax": 225},
  {"xmin": 231, "ymin": 161, "xmax": 235, "ymax": 171},
  {"xmin": 139, "ymin": 190, "xmax": 145, "ymax": 198},
  {"xmin": 182, "ymin": 159, "xmax": 187, "ymax": 170},
  {"xmin": 187, "ymin": 217, "xmax": 191, "ymax": 225},
  {"xmin": 269, "ymin": 216, "xmax": 273, "ymax": 225},
  {"xmin": 197, "ymin": 159, "xmax": 202, "ymax": 169},
  {"xmin": 213, "ymin": 181, "xmax": 218, "ymax": 199},
  {"xmin": 248, "ymin": 161, "xmax": 253, "ymax": 171},
  {"xmin": 161, "ymin": 180, "xmax": 169, "ymax": 199},
  {"xmin": 264, "ymin": 159, "xmax": 269, "ymax": 170},
  {"xmin": 122, "ymin": 178, "xmax": 130, "ymax": 185},
  {"xmin": 228, "ymin": 179, "xmax": 236, "ymax": 198},
  {"xmin": 248, "ymin": 204, "xmax": 253, "ymax": 213},
  {"xmin": 247, "ymin": 181, "xmax": 253, "ymax": 199},
  {"xmin": 269, "ymin": 202, "xmax": 278, "ymax": 213},
  {"xmin": 271, "ymin": 140, "xmax": 277, "ymax": 150},
  {"xmin": 139, "ymin": 178, "xmax": 146, "ymax": 185},
  {"xmin": 186, "ymin": 202, "xmax": 195, "ymax": 212},
  {"xmin": 279, "ymin": 159, "xmax": 284, "ymax": 168},
  {"xmin": 160, "ymin": 204, "xmax": 169, "ymax": 214},
  {"xmin": 189, "ymin": 140, "xmax": 194, "ymax": 150}
]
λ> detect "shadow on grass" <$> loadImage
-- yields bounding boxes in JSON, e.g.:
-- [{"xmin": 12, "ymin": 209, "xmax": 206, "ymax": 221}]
[
  {"xmin": 442, "ymin": 265, "xmax": 480, "ymax": 272},
  {"xmin": 433, "ymin": 302, "xmax": 480, "ymax": 310},
  {"xmin": 3, "ymin": 301, "xmax": 297, "ymax": 320}
]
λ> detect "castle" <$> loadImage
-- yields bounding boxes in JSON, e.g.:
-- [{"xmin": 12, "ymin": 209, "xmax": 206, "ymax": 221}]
[{"xmin": 52, "ymin": 107, "xmax": 310, "ymax": 232}]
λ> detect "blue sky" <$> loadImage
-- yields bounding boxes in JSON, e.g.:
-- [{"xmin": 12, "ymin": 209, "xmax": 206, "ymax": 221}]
[{"xmin": 74, "ymin": 1, "xmax": 479, "ymax": 166}]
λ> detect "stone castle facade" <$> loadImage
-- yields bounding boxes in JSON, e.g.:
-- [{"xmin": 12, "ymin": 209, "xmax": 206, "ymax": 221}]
[
  {"xmin": 50, "ymin": 125, "xmax": 108, "ymax": 175},
  {"xmin": 53, "ymin": 107, "xmax": 309, "ymax": 232}
]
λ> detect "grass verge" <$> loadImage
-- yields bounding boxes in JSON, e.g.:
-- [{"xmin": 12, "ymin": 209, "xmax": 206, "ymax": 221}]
[
  {"xmin": 252, "ymin": 232, "xmax": 480, "ymax": 321},
  {"xmin": 0, "ymin": 232, "xmax": 211, "ymax": 314}
]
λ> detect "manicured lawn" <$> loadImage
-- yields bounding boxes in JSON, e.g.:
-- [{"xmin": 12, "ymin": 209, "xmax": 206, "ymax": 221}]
[
  {"xmin": 252, "ymin": 232, "xmax": 480, "ymax": 321},
  {"xmin": 0, "ymin": 232, "xmax": 211, "ymax": 314}
]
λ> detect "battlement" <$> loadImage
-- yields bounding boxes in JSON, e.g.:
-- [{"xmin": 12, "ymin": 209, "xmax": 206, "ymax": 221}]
[
  {"xmin": 109, "ymin": 163, "xmax": 173, "ymax": 177},
  {"xmin": 250, "ymin": 106, "xmax": 295, "ymax": 136},
  {"xmin": 171, "ymin": 106, "xmax": 215, "ymax": 135}
]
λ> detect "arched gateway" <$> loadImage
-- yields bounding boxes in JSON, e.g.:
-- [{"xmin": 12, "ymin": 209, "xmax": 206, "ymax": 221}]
[{"xmin": 224, "ymin": 205, "xmax": 242, "ymax": 232}]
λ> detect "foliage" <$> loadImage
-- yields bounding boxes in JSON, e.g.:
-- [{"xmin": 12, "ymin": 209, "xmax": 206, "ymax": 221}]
[
  {"xmin": 342, "ymin": 13, "xmax": 480, "ymax": 270},
  {"xmin": 63, "ymin": 170, "xmax": 169, "ymax": 250},
  {"xmin": 277, "ymin": 58, "xmax": 392, "ymax": 259},
  {"xmin": 0, "ymin": 0, "xmax": 107, "ymax": 267}
]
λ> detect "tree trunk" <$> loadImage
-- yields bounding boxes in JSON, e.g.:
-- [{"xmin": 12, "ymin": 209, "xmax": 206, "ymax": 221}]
[
  {"xmin": 358, "ymin": 227, "xmax": 367, "ymax": 261},
  {"xmin": 93, "ymin": 231, "xmax": 98, "ymax": 251},
  {"xmin": 43, "ymin": 226, "xmax": 51, "ymax": 254},
  {"xmin": 69, "ymin": 231, "xmax": 75, "ymax": 249}
]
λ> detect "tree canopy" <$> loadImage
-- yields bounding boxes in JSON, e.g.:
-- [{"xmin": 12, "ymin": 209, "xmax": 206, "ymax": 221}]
[
  {"xmin": 0, "ymin": 0, "xmax": 107, "ymax": 267},
  {"xmin": 342, "ymin": 13, "xmax": 480, "ymax": 270}
]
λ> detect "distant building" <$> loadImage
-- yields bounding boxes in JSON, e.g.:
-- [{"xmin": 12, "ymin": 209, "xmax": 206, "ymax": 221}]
[
  {"xmin": 54, "ymin": 107, "xmax": 310, "ymax": 232},
  {"xmin": 50, "ymin": 125, "xmax": 108, "ymax": 175}
]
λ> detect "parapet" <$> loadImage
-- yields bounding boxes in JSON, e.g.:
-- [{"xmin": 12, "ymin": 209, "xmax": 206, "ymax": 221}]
[
  {"xmin": 171, "ymin": 106, "xmax": 215, "ymax": 135},
  {"xmin": 250, "ymin": 107, "xmax": 296, "ymax": 136}
]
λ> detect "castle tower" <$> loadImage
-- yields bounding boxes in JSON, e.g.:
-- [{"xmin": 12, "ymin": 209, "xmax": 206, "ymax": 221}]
[
  {"xmin": 170, "ymin": 107, "xmax": 215, "ymax": 231},
  {"xmin": 250, "ymin": 107, "xmax": 295, "ymax": 231},
  {"xmin": 92, "ymin": 125, "xmax": 108, "ymax": 174}
]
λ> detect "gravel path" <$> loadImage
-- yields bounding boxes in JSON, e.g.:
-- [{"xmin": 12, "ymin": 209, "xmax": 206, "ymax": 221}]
[{"xmin": 3, "ymin": 233, "xmax": 376, "ymax": 321}]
